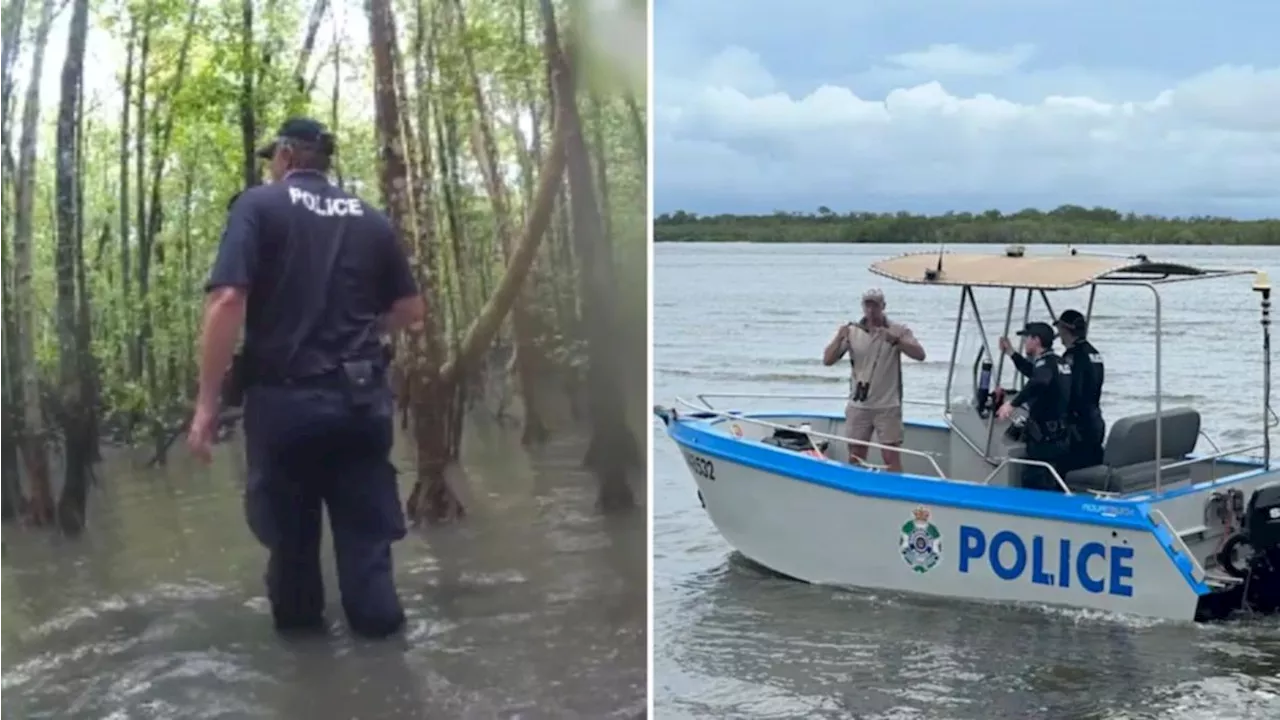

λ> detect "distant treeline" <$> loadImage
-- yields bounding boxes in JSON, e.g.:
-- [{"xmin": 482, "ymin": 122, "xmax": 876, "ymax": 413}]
[{"xmin": 653, "ymin": 205, "xmax": 1280, "ymax": 246}]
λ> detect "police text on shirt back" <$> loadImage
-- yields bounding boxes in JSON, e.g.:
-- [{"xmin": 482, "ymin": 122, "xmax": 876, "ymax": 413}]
[{"xmin": 288, "ymin": 186, "xmax": 364, "ymax": 217}]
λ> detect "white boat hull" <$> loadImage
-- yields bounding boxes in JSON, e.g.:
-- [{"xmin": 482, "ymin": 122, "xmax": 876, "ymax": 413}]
[
  {"xmin": 661, "ymin": 407, "xmax": 1280, "ymax": 623},
  {"xmin": 684, "ymin": 448, "xmax": 1200, "ymax": 621},
  {"xmin": 658, "ymin": 254, "xmax": 1280, "ymax": 622}
]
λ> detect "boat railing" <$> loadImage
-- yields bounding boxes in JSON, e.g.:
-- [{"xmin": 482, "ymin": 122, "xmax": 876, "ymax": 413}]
[
  {"xmin": 688, "ymin": 394, "xmax": 1270, "ymax": 489},
  {"xmin": 672, "ymin": 397, "xmax": 949, "ymax": 480},
  {"xmin": 1197, "ymin": 430, "xmax": 1222, "ymax": 455},
  {"xmin": 941, "ymin": 409, "xmax": 995, "ymax": 465},
  {"xmin": 1163, "ymin": 443, "xmax": 1266, "ymax": 471},
  {"xmin": 979, "ymin": 442, "xmax": 1265, "ymax": 500},
  {"xmin": 1147, "ymin": 507, "xmax": 1209, "ymax": 584},
  {"xmin": 1153, "ymin": 442, "xmax": 1267, "ymax": 489},
  {"xmin": 692, "ymin": 391, "xmax": 945, "ymax": 410},
  {"xmin": 1195, "ymin": 431, "xmax": 1223, "ymax": 478},
  {"xmin": 981, "ymin": 457, "xmax": 1072, "ymax": 494}
]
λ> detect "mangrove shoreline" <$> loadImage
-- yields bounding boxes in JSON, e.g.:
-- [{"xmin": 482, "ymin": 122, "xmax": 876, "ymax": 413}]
[{"xmin": 653, "ymin": 206, "xmax": 1280, "ymax": 246}]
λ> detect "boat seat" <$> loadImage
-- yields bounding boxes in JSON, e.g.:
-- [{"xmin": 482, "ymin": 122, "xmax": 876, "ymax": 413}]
[{"xmin": 1062, "ymin": 407, "xmax": 1201, "ymax": 494}]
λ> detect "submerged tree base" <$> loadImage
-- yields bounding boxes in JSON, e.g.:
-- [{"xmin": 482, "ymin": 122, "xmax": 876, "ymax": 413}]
[
  {"xmin": 585, "ymin": 419, "xmax": 639, "ymax": 513},
  {"xmin": 406, "ymin": 471, "xmax": 467, "ymax": 524},
  {"xmin": 596, "ymin": 474, "xmax": 635, "ymax": 513},
  {"xmin": 55, "ymin": 420, "xmax": 95, "ymax": 536},
  {"xmin": 521, "ymin": 415, "xmax": 549, "ymax": 446},
  {"xmin": 19, "ymin": 439, "xmax": 55, "ymax": 526},
  {"xmin": 2, "ymin": 429, "xmax": 25, "ymax": 521},
  {"xmin": 401, "ymin": 375, "xmax": 468, "ymax": 525}
]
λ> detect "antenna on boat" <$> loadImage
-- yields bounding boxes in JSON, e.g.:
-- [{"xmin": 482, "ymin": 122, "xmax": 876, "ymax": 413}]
[
  {"xmin": 1256, "ymin": 271, "xmax": 1273, "ymax": 469},
  {"xmin": 925, "ymin": 239, "xmax": 945, "ymax": 281}
]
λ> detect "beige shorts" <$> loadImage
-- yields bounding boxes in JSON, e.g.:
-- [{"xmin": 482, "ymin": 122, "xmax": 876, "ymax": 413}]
[{"xmin": 844, "ymin": 404, "xmax": 905, "ymax": 447}]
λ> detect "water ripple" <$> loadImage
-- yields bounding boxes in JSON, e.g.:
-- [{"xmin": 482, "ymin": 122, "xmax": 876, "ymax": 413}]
[{"xmin": 3, "ymin": 423, "xmax": 646, "ymax": 719}]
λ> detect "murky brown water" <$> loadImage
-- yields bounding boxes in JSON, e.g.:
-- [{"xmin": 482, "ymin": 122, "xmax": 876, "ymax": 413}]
[{"xmin": 2, "ymin": 416, "xmax": 647, "ymax": 719}]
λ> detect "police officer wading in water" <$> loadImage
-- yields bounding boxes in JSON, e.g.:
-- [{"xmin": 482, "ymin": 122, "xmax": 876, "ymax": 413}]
[
  {"xmin": 823, "ymin": 288, "xmax": 927, "ymax": 473},
  {"xmin": 187, "ymin": 118, "xmax": 425, "ymax": 638},
  {"xmin": 995, "ymin": 322, "xmax": 1072, "ymax": 492}
]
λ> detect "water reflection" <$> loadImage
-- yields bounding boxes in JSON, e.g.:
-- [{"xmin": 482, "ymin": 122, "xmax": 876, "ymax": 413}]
[
  {"xmin": 663, "ymin": 555, "xmax": 1280, "ymax": 720},
  {"xmin": 2, "ymin": 417, "xmax": 646, "ymax": 719}
]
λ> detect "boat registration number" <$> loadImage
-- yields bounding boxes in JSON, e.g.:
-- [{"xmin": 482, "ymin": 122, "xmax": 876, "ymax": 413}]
[{"xmin": 684, "ymin": 452, "xmax": 716, "ymax": 481}]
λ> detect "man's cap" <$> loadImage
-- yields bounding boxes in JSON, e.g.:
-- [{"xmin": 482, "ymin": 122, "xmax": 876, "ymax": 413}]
[
  {"xmin": 1055, "ymin": 309, "xmax": 1088, "ymax": 334},
  {"xmin": 1016, "ymin": 321, "xmax": 1055, "ymax": 346},
  {"xmin": 256, "ymin": 117, "xmax": 335, "ymax": 159},
  {"xmin": 862, "ymin": 288, "xmax": 885, "ymax": 304}
]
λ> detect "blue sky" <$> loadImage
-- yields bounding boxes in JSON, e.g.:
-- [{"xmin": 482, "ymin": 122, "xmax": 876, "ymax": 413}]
[{"xmin": 653, "ymin": 0, "xmax": 1280, "ymax": 218}]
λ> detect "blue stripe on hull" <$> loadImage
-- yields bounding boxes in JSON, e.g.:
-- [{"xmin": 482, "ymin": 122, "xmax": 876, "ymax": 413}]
[{"xmin": 666, "ymin": 413, "xmax": 1213, "ymax": 598}]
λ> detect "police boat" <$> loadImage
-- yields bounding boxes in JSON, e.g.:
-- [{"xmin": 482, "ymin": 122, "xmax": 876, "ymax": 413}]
[{"xmin": 654, "ymin": 248, "xmax": 1280, "ymax": 622}]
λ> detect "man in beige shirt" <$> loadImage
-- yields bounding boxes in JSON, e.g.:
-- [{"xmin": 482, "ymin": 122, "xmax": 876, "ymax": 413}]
[{"xmin": 822, "ymin": 288, "xmax": 926, "ymax": 472}]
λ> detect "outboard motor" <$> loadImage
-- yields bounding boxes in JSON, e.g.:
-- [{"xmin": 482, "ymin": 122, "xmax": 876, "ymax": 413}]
[{"xmin": 1216, "ymin": 480, "xmax": 1280, "ymax": 613}]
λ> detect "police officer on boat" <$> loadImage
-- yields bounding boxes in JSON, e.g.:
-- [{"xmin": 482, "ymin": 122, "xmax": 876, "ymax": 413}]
[
  {"xmin": 187, "ymin": 117, "xmax": 425, "ymax": 638},
  {"xmin": 1054, "ymin": 309, "xmax": 1106, "ymax": 471},
  {"xmin": 996, "ymin": 322, "xmax": 1073, "ymax": 492}
]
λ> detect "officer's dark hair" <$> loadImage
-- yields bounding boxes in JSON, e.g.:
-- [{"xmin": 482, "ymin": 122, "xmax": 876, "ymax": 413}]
[
  {"xmin": 280, "ymin": 136, "xmax": 334, "ymax": 173},
  {"xmin": 257, "ymin": 118, "xmax": 336, "ymax": 175},
  {"xmin": 1056, "ymin": 309, "xmax": 1088, "ymax": 339},
  {"xmin": 1018, "ymin": 322, "xmax": 1055, "ymax": 349}
]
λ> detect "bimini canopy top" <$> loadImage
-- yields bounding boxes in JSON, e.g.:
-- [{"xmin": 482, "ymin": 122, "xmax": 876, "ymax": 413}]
[{"xmin": 869, "ymin": 250, "xmax": 1216, "ymax": 290}]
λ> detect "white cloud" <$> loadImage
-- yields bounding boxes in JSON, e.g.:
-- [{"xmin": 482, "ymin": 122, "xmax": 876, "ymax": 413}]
[
  {"xmin": 655, "ymin": 45, "xmax": 1280, "ymax": 214},
  {"xmin": 885, "ymin": 43, "xmax": 1036, "ymax": 76},
  {"xmin": 702, "ymin": 46, "xmax": 777, "ymax": 95}
]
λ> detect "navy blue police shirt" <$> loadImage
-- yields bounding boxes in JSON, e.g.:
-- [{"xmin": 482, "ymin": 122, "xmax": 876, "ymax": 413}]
[{"xmin": 205, "ymin": 170, "xmax": 418, "ymax": 382}]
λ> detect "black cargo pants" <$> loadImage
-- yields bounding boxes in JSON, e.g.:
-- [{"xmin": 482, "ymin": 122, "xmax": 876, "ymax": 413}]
[{"xmin": 243, "ymin": 380, "xmax": 407, "ymax": 637}]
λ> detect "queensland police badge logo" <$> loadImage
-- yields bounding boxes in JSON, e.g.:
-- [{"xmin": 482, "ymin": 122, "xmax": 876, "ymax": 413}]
[{"xmin": 900, "ymin": 506, "xmax": 943, "ymax": 573}]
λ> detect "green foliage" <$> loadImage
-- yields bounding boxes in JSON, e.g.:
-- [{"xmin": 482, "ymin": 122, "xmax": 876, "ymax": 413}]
[
  {"xmin": 4, "ymin": 0, "xmax": 647, "ymax": 443},
  {"xmin": 654, "ymin": 206, "xmax": 1280, "ymax": 246}
]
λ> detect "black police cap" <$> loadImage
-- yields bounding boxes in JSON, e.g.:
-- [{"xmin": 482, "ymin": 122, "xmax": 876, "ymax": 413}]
[
  {"xmin": 1016, "ymin": 321, "xmax": 1055, "ymax": 347},
  {"xmin": 1055, "ymin": 309, "xmax": 1088, "ymax": 335},
  {"xmin": 255, "ymin": 117, "xmax": 335, "ymax": 159}
]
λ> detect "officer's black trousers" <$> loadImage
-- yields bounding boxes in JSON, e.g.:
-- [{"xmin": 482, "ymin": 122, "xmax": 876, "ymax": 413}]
[
  {"xmin": 1022, "ymin": 440, "xmax": 1070, "ymax": 493},
  {"xmin": 243, "ymin": 384, "xmax": 407, "ymax": 638},
  {"xmin": 1074, "ymin": 410, "xmax": 1107, "ymax": 467}
]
